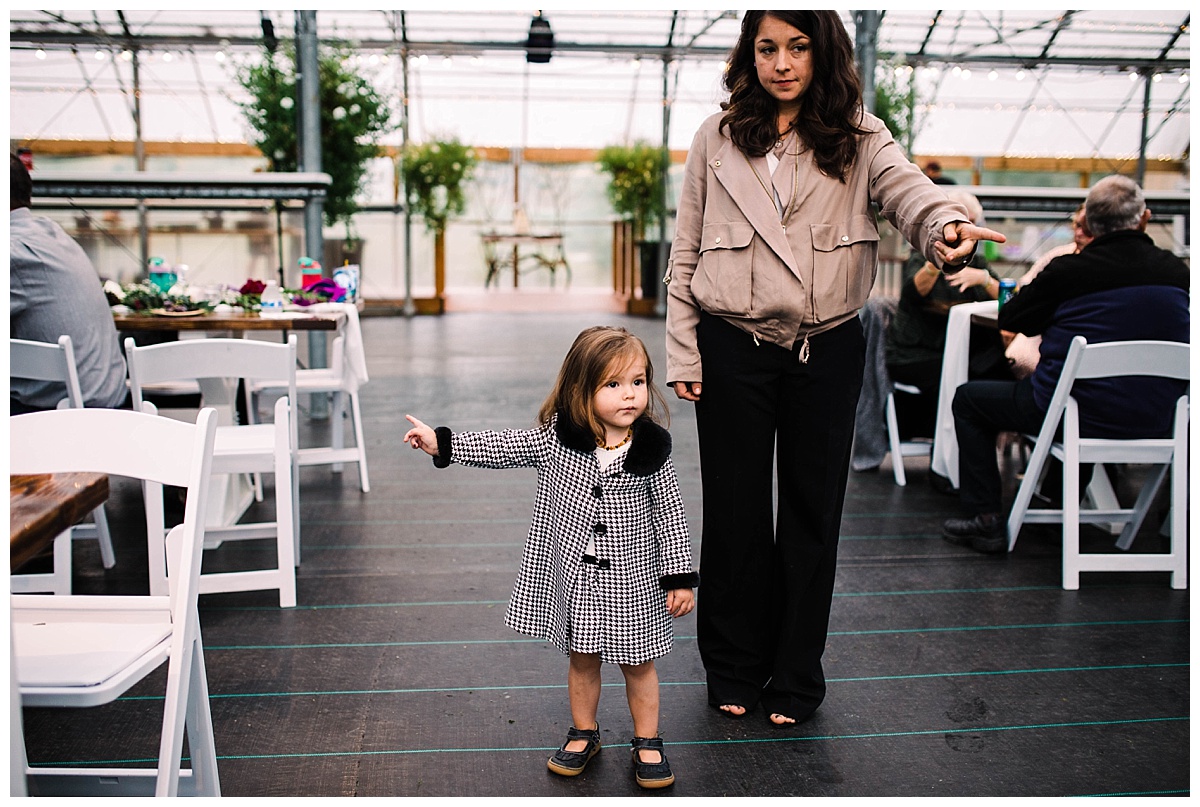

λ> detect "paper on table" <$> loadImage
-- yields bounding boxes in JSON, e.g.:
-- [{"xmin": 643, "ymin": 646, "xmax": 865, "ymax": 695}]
[{"xmin": 259, "ymin": 311, "xmax": 315, "ymax": 319}]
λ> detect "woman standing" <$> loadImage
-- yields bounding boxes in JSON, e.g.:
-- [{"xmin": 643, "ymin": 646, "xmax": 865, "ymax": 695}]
[{"xmin": 665, "ymin": 11, "xmax": 1004, "ymax": 726}]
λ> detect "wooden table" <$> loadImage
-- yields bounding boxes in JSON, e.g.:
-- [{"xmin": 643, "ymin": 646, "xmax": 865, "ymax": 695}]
[
  {"xmin": 481, "ymin": 232, "xmax": 570, "ymax": 288},
  {"xmin": 113, "ymin": 309, "xmax": 343, "ymax": 332},
  {"xmin": 10, "ymin": 473, "xmax": 108, "ymax": 571}
]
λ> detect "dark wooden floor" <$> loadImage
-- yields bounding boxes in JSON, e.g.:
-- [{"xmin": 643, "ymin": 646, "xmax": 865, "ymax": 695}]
[{"xmin": 21, "ymin": 309, "xmax": 1189, "ymax": 798}]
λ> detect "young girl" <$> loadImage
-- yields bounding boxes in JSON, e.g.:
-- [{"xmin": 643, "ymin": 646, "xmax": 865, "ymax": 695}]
[{"xmin": 403, "ymin": 325, "xmax": 697, "ymax": 790}]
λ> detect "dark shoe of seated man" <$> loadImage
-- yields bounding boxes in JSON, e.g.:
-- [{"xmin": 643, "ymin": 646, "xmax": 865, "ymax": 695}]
[{"xmin": 942, "ymin": 513, "xmax": 1006, "ymax": 554}]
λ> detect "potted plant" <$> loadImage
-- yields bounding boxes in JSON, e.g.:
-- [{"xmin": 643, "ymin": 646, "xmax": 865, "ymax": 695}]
[
  {"xmin": 597, "ymin": 141, "xmax": 670, "ymax": 300},
  {"xmin": 401, "ymin": 138, "xmax": 477, "ymax": 311},
  {"xmin": 232, "ymin": 42, "xmax": 396, "ymax": 236}
]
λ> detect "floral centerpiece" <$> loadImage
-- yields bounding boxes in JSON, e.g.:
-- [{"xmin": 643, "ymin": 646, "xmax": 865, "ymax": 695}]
[
  {"xmin": 104, "ymin": 280, "xmax": 213, "ymax": 314},
  {"xmin": 106, "ymin": 277, "xmax": 347, "ymax": 314}
]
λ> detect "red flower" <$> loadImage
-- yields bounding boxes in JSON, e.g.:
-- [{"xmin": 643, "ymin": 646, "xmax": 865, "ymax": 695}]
[{"xmin": 240, "ymin": 279, "xmax": 267, "ymax": 295}]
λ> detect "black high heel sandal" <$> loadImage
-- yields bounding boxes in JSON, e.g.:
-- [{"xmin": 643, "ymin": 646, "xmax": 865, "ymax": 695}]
[
  {"xmin": 630, "ymin": 736, "xmax": 675, "ymax": 789},
  {"xmin": 546, "ymin": 723, "xmax": 601, "ymax": 777}
]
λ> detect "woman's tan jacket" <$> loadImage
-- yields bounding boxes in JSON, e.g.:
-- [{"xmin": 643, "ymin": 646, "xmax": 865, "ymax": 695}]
[{"xmin": 665, "ymin": 110, "xmax": 971, "ymax": 384}]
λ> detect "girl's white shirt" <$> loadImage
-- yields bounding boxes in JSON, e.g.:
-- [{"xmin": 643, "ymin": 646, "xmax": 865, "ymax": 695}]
[{"xmin": 586, "ymin": 441, "xmax": 632, "ymax": 554}]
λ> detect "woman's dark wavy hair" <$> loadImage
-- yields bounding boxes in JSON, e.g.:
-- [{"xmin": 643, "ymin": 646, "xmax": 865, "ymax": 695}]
[{"xmin": 720, "ymin": 10, "xmax": 867, "ymax": 181}]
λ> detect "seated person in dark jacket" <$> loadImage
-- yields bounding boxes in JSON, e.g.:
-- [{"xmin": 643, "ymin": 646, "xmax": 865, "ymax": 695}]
[
  {"xmin": 942, "ymin": 175, "xmax": 1190, "ymax": 554},
  {"xmin": 885, "ymin": 190, "xmax": 1006, "ymax": 438}
]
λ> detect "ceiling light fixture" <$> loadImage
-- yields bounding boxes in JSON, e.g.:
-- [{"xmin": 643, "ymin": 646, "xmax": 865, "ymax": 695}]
[{"xmin": 526, "ymin": 12, "xmax": 554, "ymax": 64}]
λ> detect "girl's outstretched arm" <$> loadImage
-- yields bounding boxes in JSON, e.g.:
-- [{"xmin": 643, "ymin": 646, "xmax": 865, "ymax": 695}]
[{"xmin": 403, "ymin": 414, "xmax": 439, "ymax": 457}]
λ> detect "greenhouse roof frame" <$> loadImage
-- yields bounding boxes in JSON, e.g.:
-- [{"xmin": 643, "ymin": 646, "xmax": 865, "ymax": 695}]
[
  {"xmin": 9, "ymin": 9, "xmax": 1192, "ymax": 163},
  {"xmin": 10, "ymin": 10, "xmax": 1190, "ymax": 70}
]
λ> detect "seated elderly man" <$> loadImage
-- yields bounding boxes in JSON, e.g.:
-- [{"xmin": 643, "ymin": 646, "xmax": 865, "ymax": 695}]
[
  {"xmin": 10, "ymin": 153, "xmax": 128, "ymax": 413},
  {"xmin": 942, "ymin": 175, "xmax": 1190, "ymax": 553},
  {"xmin": 1002, "ymin": 203, "xmax": 1095, "ymax": 379}
]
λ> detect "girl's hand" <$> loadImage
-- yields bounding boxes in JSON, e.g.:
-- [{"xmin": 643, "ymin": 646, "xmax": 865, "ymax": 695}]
[
  {"xmin": 666, "ymin": 588, "xmax": 695, "ymax": 618},
  {"xmin": 403, "ymin": 415, "xmax": 439, "ymax": 457}
]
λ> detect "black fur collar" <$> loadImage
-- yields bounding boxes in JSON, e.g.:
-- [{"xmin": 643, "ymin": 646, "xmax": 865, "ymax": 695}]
[{"xmin": 554, "ymin": 412, "xmax": 672, "ymax": 476}]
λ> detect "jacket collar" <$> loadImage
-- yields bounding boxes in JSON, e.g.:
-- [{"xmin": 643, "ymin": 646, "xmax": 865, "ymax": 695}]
[
  {"xmin": 553, "ymin": 412, "xmax": 672, "ymax": 476},
  {"xmin": 710, "ymin": 138, "xmax": 801, "ymax": 278}
]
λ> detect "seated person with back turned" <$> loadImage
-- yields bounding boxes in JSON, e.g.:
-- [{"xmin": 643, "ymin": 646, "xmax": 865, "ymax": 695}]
[
  {"xmin": 884, "ymin": 190, "xmax": 1007, "ymax": 440},
  {"xmin": 10, "ymin": 153, "xmax": 128, "ymax": 413},
  {"xmin": 1003, "ymin": 203, "xmax": 1095, "ymax": 379},
  {"xmin": 942, "ymin": 175, "xmax": 1190, "ymax": 554}
]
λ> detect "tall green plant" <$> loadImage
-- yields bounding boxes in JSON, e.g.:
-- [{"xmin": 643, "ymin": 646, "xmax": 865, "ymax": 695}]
[
  {"xmin": 597, "ymin": 141, "xmax": 669, "ymax": 241},
  {"xmin": 401, "ymin": 138, "xmax": 477, "ymax": 233},
  {"xmin": 233, "ymin": 44, "xmax": 395, "ymax": 230},
  {"xmin": 874, "ymin": 58, "xmax": 921, "ymax": 156}
]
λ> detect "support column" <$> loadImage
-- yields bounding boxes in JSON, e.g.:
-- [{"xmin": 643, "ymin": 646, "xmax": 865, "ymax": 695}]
[
  {"xmin": 854, "ymin": 11, "xmax": 881, "ymax": 114},
  {"xmin": 296, "ymin": 10, "xmax": 328, "ymax": 415}
]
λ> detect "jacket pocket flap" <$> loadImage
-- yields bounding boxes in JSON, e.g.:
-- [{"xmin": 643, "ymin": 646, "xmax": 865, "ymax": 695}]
[
  {"xmin": 700, "ymin": 221, "xmax": 756, "ymax": 252},
  {"xmin": 812, "ymin": 216, "xmax": 880, "ymax": 252}
]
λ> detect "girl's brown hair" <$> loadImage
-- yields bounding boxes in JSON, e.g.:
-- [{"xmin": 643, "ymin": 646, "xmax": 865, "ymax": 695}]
[
  {"xmin": 538, "ymin": 326, "xmax": 669, "ymax": 442},
  {"xmin": 720, "ymin": 10, "xmax": 868, "ymax": 180}
]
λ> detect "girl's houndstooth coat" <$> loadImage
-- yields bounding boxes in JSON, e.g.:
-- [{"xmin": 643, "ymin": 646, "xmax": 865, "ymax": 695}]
[{"xmin": 432, "ymin": 414, "xmax": 698, "ymax": 665}]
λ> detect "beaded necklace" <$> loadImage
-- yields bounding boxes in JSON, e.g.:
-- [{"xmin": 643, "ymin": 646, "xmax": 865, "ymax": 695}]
[{"xmin": 597, "ymin": 427, "xmax": 633, "ymax": 451}]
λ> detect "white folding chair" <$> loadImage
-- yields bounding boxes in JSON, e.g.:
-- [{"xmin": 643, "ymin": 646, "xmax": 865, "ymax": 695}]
[
  {"xmin": 126, "ymin": 336, "xmax": 299, "ymax": 608},
  {"xmin": 1006, "ymin": 336, "xmax": 1189, "ymax": 589},
  {"xmin": 248, "ymin": 332, "xmax": 370, "ymax": 492},
  {"xmin": 10, "ymin": 336, "xmax": 116, "ymax": 594},
  {"xmin": 10, "ymin": 407, "xmax": 221, "ymax": 796},
  {"xmin": 885, "ymin": 382, "xmax": 933, "ymax": 486}
]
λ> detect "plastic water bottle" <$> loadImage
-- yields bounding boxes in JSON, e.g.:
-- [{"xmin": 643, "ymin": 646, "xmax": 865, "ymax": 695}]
[{"xmin": 260, "ymin": 280, "xmax": 284, "ymax": 313}]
